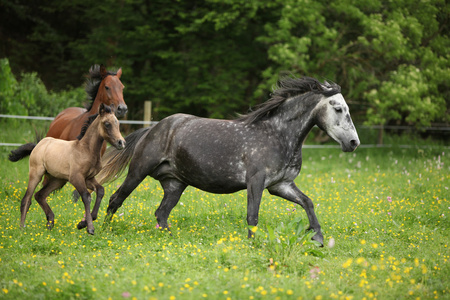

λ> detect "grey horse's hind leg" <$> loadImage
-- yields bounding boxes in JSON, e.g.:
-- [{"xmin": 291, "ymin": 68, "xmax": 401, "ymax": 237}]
[
  {"xmin": 268, "ymin": 181, "xmax": 323, "ymax": 246},
  {"xmin": 246, "ymin": 170, "xmax": 266, "ymax": 238},
  {"xmin": 154, "ymin": 179, "xmax": 187, "ymax": 231},
  {"xmin": 104, "ymin": 172, "xmax": 147, "ymax": 224}
]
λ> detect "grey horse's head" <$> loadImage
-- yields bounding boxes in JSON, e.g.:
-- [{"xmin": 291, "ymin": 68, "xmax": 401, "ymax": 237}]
[{"xmin": 315, "ymin": 93, "xmax": 360, "ymax": 152}]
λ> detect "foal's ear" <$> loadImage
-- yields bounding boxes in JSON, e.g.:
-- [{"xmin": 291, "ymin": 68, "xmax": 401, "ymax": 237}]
[
  {"xmin": 100, "ymin": 64, "xmax": 108, "ymax": 79},
  {"xmin": 99, "ymin": 103, "xmax": 106, "ymax": 115},
  {"xmin": 116, "ymin": 68, "xmax": 122, "ymax": 79}
]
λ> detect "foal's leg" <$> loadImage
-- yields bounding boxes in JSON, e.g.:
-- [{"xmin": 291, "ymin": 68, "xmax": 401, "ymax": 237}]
[
  {"xmin": 70, "ymin": 175, "xmax": 95, "ymax": 235},
  {"xmin": 34, "ymin": 178, "xmax": 66, "ymax": 230},
  {"xmin": 155, "ymin": 179, "xmax": 187, "ymax": 231},
  {"xmin": 246, "ymin": 170, "xmax": 266, "ymax": 238},
  {"xmin": 77, "ymin": 178, "xmax": 104, "ymax": 229},
  {"xmin": 20, "ymin": 167, "xmax": 45, "ymax": 228},
  {"xmin": 268, "ymin": 181, "xmax": 323, "ymax": 246}
]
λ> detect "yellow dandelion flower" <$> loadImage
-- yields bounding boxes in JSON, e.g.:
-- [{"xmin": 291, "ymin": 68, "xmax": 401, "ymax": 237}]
[{"xmin": 342, "ymin": 259, "xmax": 353, "ymax": 268}]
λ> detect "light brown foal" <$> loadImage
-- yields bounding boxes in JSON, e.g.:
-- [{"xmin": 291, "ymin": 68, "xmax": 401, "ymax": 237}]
[{"xmin": 18, "ymin": 104, "xmax": 125, "ymax": 234}]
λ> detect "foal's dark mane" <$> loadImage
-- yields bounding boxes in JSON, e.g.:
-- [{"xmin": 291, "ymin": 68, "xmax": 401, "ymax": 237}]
[
  {"xmin": 76, "ymin": 105, "xmax": 113, "ymax": 140},
  {"xmin": 77, "ymin": 114, "xmax": 98, "ymax": 140},
  {"xmin": 84, "ymin": 65, "xmax": 119, "ymax": 111},
  {"xmin": 238, "ymin": 77, "xmax": 341, "ymax": 124}
]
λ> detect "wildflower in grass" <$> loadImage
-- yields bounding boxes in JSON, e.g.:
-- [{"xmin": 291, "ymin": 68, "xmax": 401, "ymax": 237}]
[
  {"xmin": 342, "ymin": 259, "xmax": 353, "ymax": 268},
  {"xmin": 328, "ymin": 237, "xmax": 335, "ymax": 248},
  {"xmin": 387, "ymin": 196, "xmax": 392, "ymax": 202},
  {"xmin": 309, "ymin": 266, "xmax": 320, "ymax": 279}
]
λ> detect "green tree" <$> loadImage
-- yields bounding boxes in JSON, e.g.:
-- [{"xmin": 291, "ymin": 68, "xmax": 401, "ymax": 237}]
[
  {"xmin": 255, "ymin": 0, "xmax": 449, "ymax": 127},
  {"xmin": 1, "ymin": 0, "xmax": 448, "ymax": 130}
]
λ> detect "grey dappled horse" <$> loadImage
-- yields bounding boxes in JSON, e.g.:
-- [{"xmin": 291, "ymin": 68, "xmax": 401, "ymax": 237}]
[{"xmin": 100, "ymin": 77, "xmax": 360, "ymax": 245}]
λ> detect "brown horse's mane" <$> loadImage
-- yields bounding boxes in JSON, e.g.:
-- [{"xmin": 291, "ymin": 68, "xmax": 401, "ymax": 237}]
[
  {"xmin": 237, "ymin": 76, "xmax": 341, "ymax": 125},
  {"xmin": 84, "ymin": 65, "xmax": 119, "ymax": 111}
]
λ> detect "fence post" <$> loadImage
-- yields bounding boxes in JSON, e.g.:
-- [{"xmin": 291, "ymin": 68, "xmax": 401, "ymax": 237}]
[{"xmin": 144, "ymin": 101, "xmax": 152, "ymax": 128}]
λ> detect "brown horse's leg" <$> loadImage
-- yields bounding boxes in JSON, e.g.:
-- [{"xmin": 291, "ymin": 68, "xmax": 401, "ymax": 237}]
[
  {"xmin": 77, "ymin": 178, "xmax": 104, "ymax": 230},
  {"xmin": 20, "ymin": 167, "xmax": 45, "ymax": 228},
  {"xmin": 71, "ymin": 176, "xmax": 95, "ymax": 235},
  {"xmin": 34, "ymin": 178, "xmax": 67, "ymax": 230}
]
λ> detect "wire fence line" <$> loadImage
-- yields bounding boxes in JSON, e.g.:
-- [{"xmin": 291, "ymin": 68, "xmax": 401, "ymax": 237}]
[
  {"xmin": 0, "ymin": 114, "xmax": 157, "ymax": 125},
  {"xmin": 1, "ymin": 114, "xmax": 449, "ymax": 148}
]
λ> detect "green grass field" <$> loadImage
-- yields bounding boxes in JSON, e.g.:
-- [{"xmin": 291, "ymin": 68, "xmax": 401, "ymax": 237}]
[{"xmin": 0, "ymin": 137, "xmax": 449, "ymax": 299}]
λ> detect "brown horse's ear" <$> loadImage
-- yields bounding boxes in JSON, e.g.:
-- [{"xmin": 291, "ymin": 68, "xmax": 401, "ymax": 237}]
[
  {"xmin": 100, "ymin": 64, "xmax": 108, "ymax": 79},
  {"xmin": 116, "ymin": 68, "xmax": 122, "ymax": 79}
]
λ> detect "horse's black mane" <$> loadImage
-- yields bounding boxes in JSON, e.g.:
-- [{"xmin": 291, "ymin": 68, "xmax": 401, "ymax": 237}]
[
  {"xmin": 77, "ymin": 104, "xmax": 113, "ymax": 140},
  {"xmin": 238, "ymin": 76, "xmax": 341, "ymax": 124},
  {"xmin": 77, "ymin": 114, "xmax": 98, "ymax": 140},
  {"xmin": 84, "ymin": 65, "xmax": 118, "ymax": 111}
]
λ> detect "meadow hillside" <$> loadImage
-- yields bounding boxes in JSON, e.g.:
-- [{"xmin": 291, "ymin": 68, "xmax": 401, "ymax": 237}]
[{"xmin": 0, "ymin": 144, "xmax": 448, "ymax": 299}]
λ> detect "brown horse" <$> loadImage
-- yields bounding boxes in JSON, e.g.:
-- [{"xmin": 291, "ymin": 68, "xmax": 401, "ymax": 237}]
[
  {"xmin": 46, "ymin": 64, "xmax": 127, "ymax": 147},
  {"xmin": 12, "ymin": 104, "xmax": 125, "ymax": 235},
  {"xmin": 9, "ymin": 64, "xmax": 127, "ymax": 162}
]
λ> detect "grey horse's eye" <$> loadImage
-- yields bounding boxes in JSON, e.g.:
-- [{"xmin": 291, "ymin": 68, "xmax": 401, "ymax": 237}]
[{"xmin": 334, "ymin": 107, "xmax": 342, "ymax": 113}]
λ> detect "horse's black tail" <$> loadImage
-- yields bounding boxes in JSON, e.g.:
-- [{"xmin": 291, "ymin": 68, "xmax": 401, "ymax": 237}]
[
  {"xmin": 96, "ymin": 127, "xmax": 150, "ymax": 185},
  {"xmin": 9, "ymin": 128, "xmax": 44, "ymax": 162},
  {"xmin": 8, "ymin": 143, "xmax": 37, "ymax": 162}
]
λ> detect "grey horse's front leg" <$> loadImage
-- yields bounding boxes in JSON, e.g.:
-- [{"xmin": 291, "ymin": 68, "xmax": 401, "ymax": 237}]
[{"xmin": 268, "ymin": 181, "xmax": 323, "ymax": 246}]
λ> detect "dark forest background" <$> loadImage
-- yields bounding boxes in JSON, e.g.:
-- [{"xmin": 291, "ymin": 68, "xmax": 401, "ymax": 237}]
[{"xmin": 0, "ymin": 0, "xmax": 448, "ymax": 129}]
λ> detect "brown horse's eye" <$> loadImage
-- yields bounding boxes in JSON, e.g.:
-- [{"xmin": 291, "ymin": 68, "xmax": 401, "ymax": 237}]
[
  {"xmin": 105, "ymin": 86, "xmax": 110, "ymax": 90},
  {"xmin": 104, "ymin": 122, "xmax": 111, "ymax": 128}
]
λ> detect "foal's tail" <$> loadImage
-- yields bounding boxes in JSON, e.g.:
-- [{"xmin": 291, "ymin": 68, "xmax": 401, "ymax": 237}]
[
  {"xmin": 8, "ymin": 143, "xmax": 37, "ymax": 162},
  {"xmin": 97, "ymin": 127, "xmax": 150, "ymax": 185}
]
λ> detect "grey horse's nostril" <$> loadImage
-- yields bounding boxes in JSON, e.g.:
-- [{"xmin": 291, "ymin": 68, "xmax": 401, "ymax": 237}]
[{"xmin": 350, "ymin": 139, "xmax": 359, "ymax": 148}]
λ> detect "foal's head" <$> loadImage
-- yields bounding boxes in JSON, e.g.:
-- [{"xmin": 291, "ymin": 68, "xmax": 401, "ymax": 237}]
[{"xmin": 98, "ymin": 104, "xmax": 126, "ymax": 150}]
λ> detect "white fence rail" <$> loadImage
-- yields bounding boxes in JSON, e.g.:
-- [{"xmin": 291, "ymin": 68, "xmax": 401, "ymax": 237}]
[{"xmin": 1, "ymin": 114, "xmax": 449, "ymax": 148}]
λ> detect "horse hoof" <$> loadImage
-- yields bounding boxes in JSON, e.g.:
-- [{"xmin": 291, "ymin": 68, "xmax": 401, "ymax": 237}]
[
  {"xmin": 312, "ymin": 234, "xmax": 324, "ymax": 247},
  {"xmin": 87, "ymin": 229, "xmax": 95, "ymax": 235},
  {"xmin": 77, "ymin": 221, "xmax": 87, "ymax": 230},
  {"xmin": 47, "ymin": 222, "xmax": 54, "ymax": 230}
]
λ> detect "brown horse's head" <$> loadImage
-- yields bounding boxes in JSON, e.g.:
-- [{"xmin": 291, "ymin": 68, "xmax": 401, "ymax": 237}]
[
  {"xmin": 88, "ymin": 65, "xmax": 128, "ymax": 118},
  {"xmin": 98, "ymin": 104, "xmax": 126, "ymax": 150}
]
